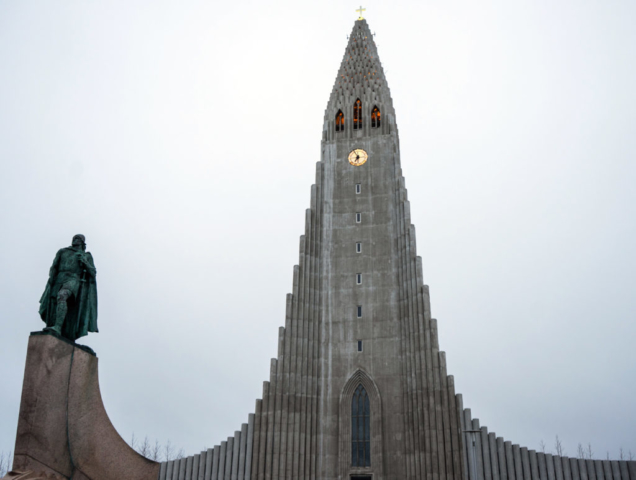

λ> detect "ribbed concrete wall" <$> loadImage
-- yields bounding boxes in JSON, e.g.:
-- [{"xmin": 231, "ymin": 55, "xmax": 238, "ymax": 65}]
[
  {"xmin": 160, "ymin": 415, "xmax": 254, "ymax": 480},
  {"xmin": 160, "ymin": 158, "xmax": 326, "ymax": 480},
  {"xmin": 246, "ymin": 159, "xmax": 324, "ymax": 480},
  {"xmin": 391, "ymin": 162, "xmax": 467, "ymax": 480},
  {"xmin": 460, "ymin": 408, "xmax": 636, "ymax": 480}
]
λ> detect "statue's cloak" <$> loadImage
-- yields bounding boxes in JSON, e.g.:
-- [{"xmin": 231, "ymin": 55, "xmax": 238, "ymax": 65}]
[{"xmin": 39, "ymin": 247, "xmax": 98, "ymax": 341}]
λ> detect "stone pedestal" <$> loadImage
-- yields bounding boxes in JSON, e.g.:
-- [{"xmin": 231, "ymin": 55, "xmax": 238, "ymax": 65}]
[{"xmin": 12, "ymin": 332, "xmax": 160, "ymax": 480}]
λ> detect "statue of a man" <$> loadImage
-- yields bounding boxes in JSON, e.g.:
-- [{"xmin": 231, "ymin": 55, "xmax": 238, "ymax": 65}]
[{"xmin": 39, "ymin": 234, "xmax": 98, "ymax": 341}]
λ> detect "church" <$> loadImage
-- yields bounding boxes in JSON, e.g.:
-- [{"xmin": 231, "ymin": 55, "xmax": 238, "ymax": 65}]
[
  {"xmin": 149, "ymin": 15, "xmax": 635, "ymax": 480},
  {"xmin": 9, "ymin": 12, "xmax": 636, "ymax": 480}
]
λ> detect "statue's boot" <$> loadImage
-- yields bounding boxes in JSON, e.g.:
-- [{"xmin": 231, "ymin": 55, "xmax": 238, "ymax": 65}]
[{"xmin": 45, "ymin": 300, "xmax": 67, "ymax": 335}]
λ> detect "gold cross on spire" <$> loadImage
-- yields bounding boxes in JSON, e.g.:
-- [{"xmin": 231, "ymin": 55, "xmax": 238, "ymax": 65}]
[{"xmin": 356, "ymin": 5, "xmax": 366, "ymax": 20}]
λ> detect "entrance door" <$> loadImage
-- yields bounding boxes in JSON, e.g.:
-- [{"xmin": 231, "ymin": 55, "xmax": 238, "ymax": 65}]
[{"xmin": 351, "ymin": 476, "xmax": 372, "ymax": 480}]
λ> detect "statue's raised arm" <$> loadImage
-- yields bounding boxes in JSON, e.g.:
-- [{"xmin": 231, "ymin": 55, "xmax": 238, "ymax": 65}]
[{"xmin": 39, "ymin": 234, "xmax": 98, "ymax": 341}]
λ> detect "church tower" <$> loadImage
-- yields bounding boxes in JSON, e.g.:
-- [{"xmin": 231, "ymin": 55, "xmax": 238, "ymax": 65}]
[
  {"xmin": 313, "ymin": 16, "xmax": 465, "ymax": 480},
  {"xmin": 232, "ymin": 16, "xmax": 467, "ymax": 480},
  {"xmin": 159, "ymin": 16, "xmax": 467, "ymax": 480}
]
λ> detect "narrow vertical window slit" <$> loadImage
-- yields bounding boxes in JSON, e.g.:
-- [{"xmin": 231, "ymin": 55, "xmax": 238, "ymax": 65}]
[
  {"xmin": 351, "ymin": 384, "xmax": 370, "ymax": 465},
  {"xmin": 371, "ymin": 106, "xmax": 381, "ymax": 128},
  {"xmin": 353, "ymin": 99, "xmax": 362, "ymax": 130},
  {"xmin": 335, "ymin": 110, "xmax": 345, "ymax": 132}
]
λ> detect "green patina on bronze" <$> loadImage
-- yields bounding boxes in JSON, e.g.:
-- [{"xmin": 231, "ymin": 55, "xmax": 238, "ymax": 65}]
[{"xmin": 39, "ymin": 234, "xmax": 98, "ymax": 341}]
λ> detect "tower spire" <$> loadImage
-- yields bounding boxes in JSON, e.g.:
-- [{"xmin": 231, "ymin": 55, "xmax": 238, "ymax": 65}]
[{"xmin": 323, "ymin": 18, "xmax": 396, "ymax": 139}]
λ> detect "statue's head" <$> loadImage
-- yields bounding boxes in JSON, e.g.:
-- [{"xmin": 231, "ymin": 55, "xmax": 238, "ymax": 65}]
[{"xmin": 72, "ymin": 234, "xmax": 86, "ymax": 251}]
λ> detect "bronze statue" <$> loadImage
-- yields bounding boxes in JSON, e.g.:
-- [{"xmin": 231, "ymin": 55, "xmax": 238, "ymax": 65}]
[{"xmin": 39, "ymin": 234, "xmax": 98, "ymax": 341}]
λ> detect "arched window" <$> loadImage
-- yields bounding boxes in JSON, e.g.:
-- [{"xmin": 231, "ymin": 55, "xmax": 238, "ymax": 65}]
[
  {"xmin": 371, "ymin": 106, "xmax": 381, "ymax": 128},
  {"xmin": 353, "ymin": 99, "xmax": 362, "ymax": 130},
  {"xmin": 335, "ymin": 110, "xmax": 345, "ymax": 132},
  {"xmin": 351, "ymin": 384, "xmax": 370, "ymax": 467}
]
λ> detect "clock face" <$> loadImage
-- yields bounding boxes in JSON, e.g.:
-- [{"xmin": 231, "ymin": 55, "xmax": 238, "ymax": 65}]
[{"xmin": 348, "ymin": 148, "xmax": 368, "ymax": 167}]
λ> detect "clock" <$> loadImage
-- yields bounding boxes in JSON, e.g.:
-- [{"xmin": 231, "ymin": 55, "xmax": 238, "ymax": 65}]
[{"xmin": 348, "ymin": 148, "xmax": 368, "ymax": 167}]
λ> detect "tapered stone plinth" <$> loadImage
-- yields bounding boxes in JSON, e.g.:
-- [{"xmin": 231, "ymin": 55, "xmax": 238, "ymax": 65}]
[{"xmin": 12, "ymin": 332, "xmax": 160, "ymax": 480}]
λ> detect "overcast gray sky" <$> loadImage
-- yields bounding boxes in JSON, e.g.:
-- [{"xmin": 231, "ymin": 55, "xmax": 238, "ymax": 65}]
[{"xmin": 1, "ymin": 0, "xmax": 635, "ymax": 461}]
